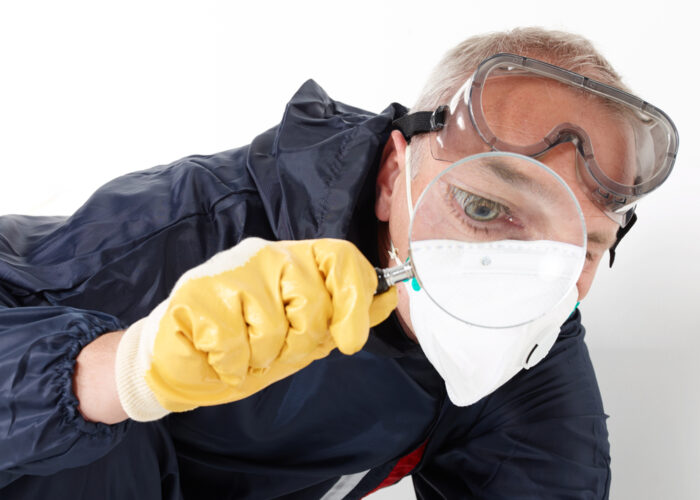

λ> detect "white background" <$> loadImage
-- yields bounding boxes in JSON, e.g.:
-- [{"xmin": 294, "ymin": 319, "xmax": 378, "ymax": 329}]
[{"xmin": 1, "ymin": 1, "xmax": 697, "ymax": 498}]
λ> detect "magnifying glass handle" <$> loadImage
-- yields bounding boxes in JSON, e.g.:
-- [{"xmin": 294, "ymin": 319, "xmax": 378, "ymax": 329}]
[{"xmin": 375, "ymin": 264, "xmax": 413, "ymax": 295}]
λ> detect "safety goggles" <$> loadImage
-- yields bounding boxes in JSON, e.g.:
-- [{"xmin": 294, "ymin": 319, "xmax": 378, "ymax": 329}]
[{"xmin": 394, "ymin": 53, "xmax": 679, "ymax": 227}]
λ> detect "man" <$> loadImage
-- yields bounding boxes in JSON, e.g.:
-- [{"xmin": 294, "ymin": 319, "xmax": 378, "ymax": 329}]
[{"xmin": 0, "ymin": 28, "xmax": 678, "ymax": 498}]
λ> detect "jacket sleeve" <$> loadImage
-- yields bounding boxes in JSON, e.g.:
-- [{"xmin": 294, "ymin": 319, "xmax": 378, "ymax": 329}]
[
  {"xmin": 412, "ymin": 314, "xmax": 611, "ymax": 499},
  {"xmin": 0, "ymin": 146, "xmax": 271, "ymax": 486},
  {"xmin": 0, "ymin": 305, "xmax": 129, "ymax": 487}
]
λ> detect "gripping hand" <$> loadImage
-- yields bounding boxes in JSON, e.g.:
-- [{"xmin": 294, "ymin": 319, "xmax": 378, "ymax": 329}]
[{"xmin": 115, "ymin": 238, "xmax": 397, "ymax": 421}]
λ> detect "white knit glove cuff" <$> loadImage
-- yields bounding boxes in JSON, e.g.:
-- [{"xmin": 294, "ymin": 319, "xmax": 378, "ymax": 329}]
[{"xmin": 115, "ymin": 312, "xmax": 170, "ymax": 422}]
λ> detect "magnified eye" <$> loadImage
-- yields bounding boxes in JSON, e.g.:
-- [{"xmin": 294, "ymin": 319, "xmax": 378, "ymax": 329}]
[{"xmin": 449, "ymin": 185, "xmax": 503, "ymax": 221}]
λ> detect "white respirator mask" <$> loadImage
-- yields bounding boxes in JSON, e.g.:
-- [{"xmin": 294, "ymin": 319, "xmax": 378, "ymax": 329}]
[{"xmin": 398, "ymin": 146, "xmax": 580, "ymax": 406}]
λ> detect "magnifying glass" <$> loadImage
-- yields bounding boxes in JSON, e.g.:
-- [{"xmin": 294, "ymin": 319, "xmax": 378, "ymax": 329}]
[{"xmin": 376, "ymin": 152, "xmax": 587, "ymax": 328}]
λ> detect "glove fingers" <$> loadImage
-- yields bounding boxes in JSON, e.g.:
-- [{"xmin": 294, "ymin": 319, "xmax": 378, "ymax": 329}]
[
  {"xmin": 172, "ymin": 275, "xmax": 251, "ymax": 385},
  {"xmin": 233, "ymin": 248, "xmax": 290, "ymax": 372},
  {"xmin": 277, "ymin": 244, "xmax": 334, "ymax": 364},
  {"xmin": 313, "ymin": 239, "xmax": 376, "ymax": 355}
]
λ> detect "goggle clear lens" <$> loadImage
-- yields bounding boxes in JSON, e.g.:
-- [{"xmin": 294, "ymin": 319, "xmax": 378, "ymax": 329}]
[{"xmin": 429, "ymin": 54, "xmax": 678, "ymax": 224}]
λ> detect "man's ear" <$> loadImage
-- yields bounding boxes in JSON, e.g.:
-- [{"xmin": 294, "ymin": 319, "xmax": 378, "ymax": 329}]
[{"xmin": 375, "ymin": 130, "xmax": 408, "ymax": 222}]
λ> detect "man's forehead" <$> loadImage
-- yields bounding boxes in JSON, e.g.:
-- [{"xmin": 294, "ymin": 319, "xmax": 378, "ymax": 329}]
[{"xmin": 483, "ymin": 75, "xmax": 624, "ymax": 120}]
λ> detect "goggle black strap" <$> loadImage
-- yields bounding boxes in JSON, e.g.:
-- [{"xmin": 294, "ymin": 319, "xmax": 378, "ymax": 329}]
[
  {"xmin": 392, "ymin": 108, "xmax": 447, "ymax": 143},
  {"xmin": 608, "ymin": 211, "xmax": 638, "ymax": 267}
]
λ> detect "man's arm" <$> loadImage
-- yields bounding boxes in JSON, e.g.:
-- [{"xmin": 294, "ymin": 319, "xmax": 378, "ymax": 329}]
[
  {"xmin": 0, "ymin": 306, "xmax": 130, "ymax": 487},
  {"xmin": 73, "ymin": 331, "xmax": 127, "ymax": 424},
  {"xmin": 0, "ymin": 146, "xmax": 269, "ymax": 482}
]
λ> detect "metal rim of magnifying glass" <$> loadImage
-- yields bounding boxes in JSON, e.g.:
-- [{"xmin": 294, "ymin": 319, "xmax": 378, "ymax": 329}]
[{"xmin": 406, "ymin": 151, "xmax": 588, "ymax": 329}]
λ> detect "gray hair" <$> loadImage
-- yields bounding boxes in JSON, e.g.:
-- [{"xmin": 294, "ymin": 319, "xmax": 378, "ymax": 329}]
[
  {"xmin": 407, "ymin": 27, "xmax": 632, "ymax": 176},
  {"xmin": 412, "ymin": 27, "xmax": 631, "ymax": 113}
]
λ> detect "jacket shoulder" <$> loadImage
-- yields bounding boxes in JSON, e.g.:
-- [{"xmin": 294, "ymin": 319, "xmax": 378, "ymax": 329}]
[
  {"xmin": 245, "ymin": 80, "xmax": 408, "ymax": 240},
  {"xmin": 0, "ymin": 146, "xmax": 274, "ymax": 322}
]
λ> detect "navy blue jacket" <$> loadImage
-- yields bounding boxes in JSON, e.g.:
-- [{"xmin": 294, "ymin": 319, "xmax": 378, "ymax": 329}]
[{"xmin": 0, "ymin": 80, "xmax": 611, "ymax": 499}]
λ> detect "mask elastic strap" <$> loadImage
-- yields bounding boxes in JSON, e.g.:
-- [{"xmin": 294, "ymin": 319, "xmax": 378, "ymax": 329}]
[{"xmin": 393, "ymin": 150, "xmax": 422, "ymax": 292}]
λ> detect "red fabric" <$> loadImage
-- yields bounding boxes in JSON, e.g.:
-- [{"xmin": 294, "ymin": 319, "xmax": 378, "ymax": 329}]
[{"xmin": 363, "ymin": 441, "xmax": 427, "ymax": 497}]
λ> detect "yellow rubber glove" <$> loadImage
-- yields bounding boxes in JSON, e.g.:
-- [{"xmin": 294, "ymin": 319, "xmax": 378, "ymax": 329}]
[{"xmin": 115, "ymin": 238, "xmax": 397, "ymax": 421}]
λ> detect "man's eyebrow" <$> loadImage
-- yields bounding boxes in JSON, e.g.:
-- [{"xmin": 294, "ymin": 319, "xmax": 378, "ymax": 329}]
[
  {"xmin": 484, "ymin": 159, "xmax": 537, "ymax": 186},
  {"xmin": 480, "ymin": 158, "xmax": 559, "ymax": 203}
]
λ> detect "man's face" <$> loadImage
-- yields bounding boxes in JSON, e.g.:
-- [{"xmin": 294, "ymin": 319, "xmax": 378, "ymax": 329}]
[{"xmin": 375, "ymin": 76, "xmax": 632, "ymax": 336}]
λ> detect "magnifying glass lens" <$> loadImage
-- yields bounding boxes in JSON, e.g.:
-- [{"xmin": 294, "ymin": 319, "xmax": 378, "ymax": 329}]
[{"xmin": 408, "ymin": 153, "xmax": 586, "ymax": 328}]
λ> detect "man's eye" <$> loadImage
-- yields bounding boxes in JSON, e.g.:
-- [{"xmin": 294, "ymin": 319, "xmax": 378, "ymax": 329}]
[
  {"xmin": 450, "ymin": 185, "xmax": 503, "ymax": 221},
  {"xmin": 464, "ymin": 197, "xmax": 501, "ymax": 221}
]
